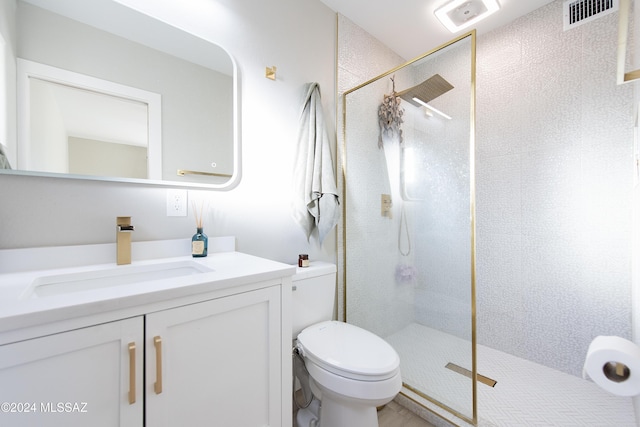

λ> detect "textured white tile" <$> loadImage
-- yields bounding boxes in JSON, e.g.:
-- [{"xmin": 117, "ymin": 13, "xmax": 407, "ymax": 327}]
[
  {"xmin": 476, "ymin": 28, "xmax": 523, "ymax": 80},
  {"xmin": 338, "ymin": 14, "xmax": 406, "ymax": 86},
  {"xmin": 476, "ymin": 73, "xmax": 528, "ymax": 158},
  {"xmin": 476, "ymin": 154, "xmax": 522, "ymax": 235},
  {"xmin": 476, "ymin": 233, "xmax": 526, "ymax": 353},
  {"xmin": 520, "ymin": 148, "xmax": 582, "ymax": 237}
]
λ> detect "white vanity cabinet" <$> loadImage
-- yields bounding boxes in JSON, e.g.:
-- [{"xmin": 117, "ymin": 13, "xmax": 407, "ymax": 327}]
[
  {"xmin": 0, "ymin": 317, "xmax": 144, "ymax": 427},
  {"xmin": 145, "ymin": 285, "xmax": 282, "ymax": 426},
  {"xmin": 0, "ymin": 275, "xmax": 290, "ymax": 427}
]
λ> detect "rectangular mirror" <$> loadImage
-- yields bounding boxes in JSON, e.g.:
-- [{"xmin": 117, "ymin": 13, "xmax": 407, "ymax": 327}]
[{"xmin": 1, "ymin": 0, "xmax": 240, "ymax": 189}]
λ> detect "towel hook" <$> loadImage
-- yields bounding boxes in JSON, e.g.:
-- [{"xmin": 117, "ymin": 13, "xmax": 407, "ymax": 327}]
[{"xmin": 266, "ymin": 66, "xmax": 277, "ymax": 80}]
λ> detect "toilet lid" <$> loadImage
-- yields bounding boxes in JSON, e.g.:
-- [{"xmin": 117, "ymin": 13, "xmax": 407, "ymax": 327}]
[{"xmin": 297, "ymin": 321, "xmax": 400, "ymax": 381}]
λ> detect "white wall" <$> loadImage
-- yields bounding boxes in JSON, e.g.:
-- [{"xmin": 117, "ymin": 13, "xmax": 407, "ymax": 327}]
[
  {"xmin": 29, "ymin": 77, "xmax": 67, "ymax": 172},
  {"xmin": 0, "ymin": 0, "xmax": 337, "ymax": 266},
  {"xmin": 68, "ymin": 137, "xmax": 147, "ymax": 179}
]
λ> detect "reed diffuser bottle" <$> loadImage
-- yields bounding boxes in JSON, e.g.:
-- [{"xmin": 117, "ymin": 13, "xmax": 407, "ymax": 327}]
[{"xmin": 191, "ymin": 201, "xmax": 208, "ymax": 257}]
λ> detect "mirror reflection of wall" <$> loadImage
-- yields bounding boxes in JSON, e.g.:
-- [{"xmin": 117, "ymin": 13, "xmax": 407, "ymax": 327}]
[
  {"xmin": 27, "ymin": 77, "xmax": 149, "ymax": 179},
  {"xmin": 0, "ymin": 34, "xmax": 7, "ymax": 162},
  {"xmin": 0, "ymin": 2, "xmax": 15, "ymax": 170},
  {"xmin": 19, "ymin": 59, "xmax": 161, "ymax": 179},
  {"xmin": 69, "ymin": 137, "xmax": 147, "ymax": 179}
]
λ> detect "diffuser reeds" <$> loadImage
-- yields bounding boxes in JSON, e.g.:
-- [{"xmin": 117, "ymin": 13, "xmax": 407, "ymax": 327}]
[{"xmin": 192, "ymin": 200, "xmax": 207, "ymax": 229}]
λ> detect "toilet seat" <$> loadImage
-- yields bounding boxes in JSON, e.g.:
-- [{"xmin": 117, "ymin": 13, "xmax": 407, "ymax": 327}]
[{"xmin": 297, "ymin": 321, "xmax": 400, "ymax": 381}]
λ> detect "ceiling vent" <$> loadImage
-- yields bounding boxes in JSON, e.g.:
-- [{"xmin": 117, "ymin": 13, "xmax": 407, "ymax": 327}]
[{"xmin": 563, "ymin": 0, "xmax": 619, "ymax": 31}]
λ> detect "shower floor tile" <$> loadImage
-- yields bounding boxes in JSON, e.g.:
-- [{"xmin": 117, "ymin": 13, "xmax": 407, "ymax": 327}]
[{"xmin": 385, "ymin": 323, "xmax": 636, "ymax": 426}]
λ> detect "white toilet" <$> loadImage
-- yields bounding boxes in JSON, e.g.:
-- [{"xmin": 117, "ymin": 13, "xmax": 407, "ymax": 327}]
[{"xmin": 292, "ymin": 262, "xmax": 402, "ymax": 427}]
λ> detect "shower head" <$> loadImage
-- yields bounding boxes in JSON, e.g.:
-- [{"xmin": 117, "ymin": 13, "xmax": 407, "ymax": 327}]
[{"xmin": 397, "ymin": 74, "xmax": 454, "ymax": 107}]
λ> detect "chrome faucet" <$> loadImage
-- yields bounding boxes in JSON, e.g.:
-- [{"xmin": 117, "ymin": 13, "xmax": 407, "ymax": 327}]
[{"xmin": 116, "ymin": 216, "xmax": 135, "ymax": 265}]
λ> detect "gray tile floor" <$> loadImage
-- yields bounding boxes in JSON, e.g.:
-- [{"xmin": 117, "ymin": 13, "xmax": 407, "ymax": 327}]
[
  {"xmin": 293, "ymin": 390, "xmax": 434, "ymax": 427},
  {"xmin": 378, "ymin": 401, "xmax": 434, "ymax": 427}
]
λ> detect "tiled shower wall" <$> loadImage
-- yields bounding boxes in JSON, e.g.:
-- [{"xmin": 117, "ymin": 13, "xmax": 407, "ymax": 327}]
[
  {"xmin": 475, "ymin": 1, "xmax": 634, "ymax": 376},
  {"xmin": 339, "ymin": 0, "xmax": 635, "ymax": 379},
  {"xmin": 336, "ymin": 13, "xmax": 407, "ymax": 327}
]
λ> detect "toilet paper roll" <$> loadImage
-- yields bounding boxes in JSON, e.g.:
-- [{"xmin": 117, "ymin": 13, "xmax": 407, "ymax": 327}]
[{"xmin": 583, "ymin": 335, "xmax": 640, "ymax": 397}]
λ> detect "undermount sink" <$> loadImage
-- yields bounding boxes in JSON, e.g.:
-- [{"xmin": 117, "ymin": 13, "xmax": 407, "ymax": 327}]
[{"xmin": 22, "ymin": 260, "xmax": 214, "ymax": 299}]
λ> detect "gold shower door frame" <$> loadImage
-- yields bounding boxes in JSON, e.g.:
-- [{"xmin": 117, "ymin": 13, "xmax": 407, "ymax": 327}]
[{"xmin": 340, "ymin": 31, "xmax": 478, "ymax": 425}]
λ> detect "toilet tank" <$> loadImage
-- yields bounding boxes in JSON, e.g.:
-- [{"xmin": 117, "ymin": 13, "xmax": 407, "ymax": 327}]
[{"xmin": 292, "ymin": 261, "xmax": 337, "ymax": 337}]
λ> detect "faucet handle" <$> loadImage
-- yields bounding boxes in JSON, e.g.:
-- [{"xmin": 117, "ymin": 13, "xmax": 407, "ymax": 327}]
[
  {"xmin": 116, "ymin": 216, "xmax": 133, "ymax": 265},
  {"xmin": 116, "ymin": 216, "xmax": 134, "ymax": 231}
]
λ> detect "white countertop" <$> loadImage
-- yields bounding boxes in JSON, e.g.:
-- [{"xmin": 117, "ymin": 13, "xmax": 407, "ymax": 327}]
[{"xmin": 0, "ymin": 242, "xmax": 295, "ymax": 336}]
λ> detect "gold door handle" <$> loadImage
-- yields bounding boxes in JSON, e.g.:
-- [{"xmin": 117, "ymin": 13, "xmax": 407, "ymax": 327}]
[
  {"xmin": 128, "ymin": 342, "xmax": 136, "ymax": 404},
  {"xmin": 154, "ymin": 336, "xmax": 163, "ymax": 394}
]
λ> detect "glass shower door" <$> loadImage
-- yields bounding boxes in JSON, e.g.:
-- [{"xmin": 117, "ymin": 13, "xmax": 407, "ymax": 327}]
[{"xmin": 342, "ymin": 32, "xmax": 477, "ymax": 424}]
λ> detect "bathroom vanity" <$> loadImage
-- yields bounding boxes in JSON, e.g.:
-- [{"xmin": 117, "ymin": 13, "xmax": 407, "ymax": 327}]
[{"xmin": 0, "ymin": 238, "xmax": 294, "ymax": 427}]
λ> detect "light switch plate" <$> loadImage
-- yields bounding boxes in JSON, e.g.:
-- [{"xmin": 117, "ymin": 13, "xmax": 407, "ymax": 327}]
[{"xmin": 166, "ymin": 189, "xmax": 188, "ymax": 216}]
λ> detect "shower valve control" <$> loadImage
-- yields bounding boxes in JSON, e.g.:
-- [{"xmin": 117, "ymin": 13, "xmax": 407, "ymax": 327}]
[{"xmin": 381, "ymin": 194, "xmax": 392, "ymax": 218}]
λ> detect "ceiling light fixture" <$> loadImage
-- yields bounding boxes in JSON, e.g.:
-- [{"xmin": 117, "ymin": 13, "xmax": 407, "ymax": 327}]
[{"xmin": 434, "ymin": 0, "xmax": 501, "ymax": 33}]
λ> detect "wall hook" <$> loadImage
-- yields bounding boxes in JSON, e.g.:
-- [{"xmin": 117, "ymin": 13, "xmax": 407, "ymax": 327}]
[{"xmin": 266, "ymin": 66, "xmax": 277, "ymax": 80}]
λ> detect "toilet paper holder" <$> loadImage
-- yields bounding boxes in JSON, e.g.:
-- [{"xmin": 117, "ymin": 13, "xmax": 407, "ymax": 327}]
[
  {"xmin": 583, "ymin": 335, "xmax": 640, "ymax": 396},
  {"xmin": 604, "ymin": 361, "xmax": 630, "ymax": 383}
]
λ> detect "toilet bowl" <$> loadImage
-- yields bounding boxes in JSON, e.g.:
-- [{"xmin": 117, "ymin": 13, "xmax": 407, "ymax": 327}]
[
  {"xmin": 292, "ymin": 263, "xmax": 402, "ymax": 427},
  {"xmin": 296, "ymin": 320, "xmax": 402, "ymax": 427}
]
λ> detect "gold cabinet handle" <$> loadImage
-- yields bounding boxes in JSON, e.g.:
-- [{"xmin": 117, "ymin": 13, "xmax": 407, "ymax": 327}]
[
  {"xmin": 154, "ymin": 336, "xmax": 163, "ymax": 394},
  {"xmin": 128, "ymin": 342, "xmax": 136, "ymax": 404}
]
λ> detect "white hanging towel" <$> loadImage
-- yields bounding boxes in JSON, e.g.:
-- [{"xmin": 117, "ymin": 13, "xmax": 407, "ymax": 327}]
[{"xmin": 292, "ymin": 82, "xmax": 340, "ymax": 244}]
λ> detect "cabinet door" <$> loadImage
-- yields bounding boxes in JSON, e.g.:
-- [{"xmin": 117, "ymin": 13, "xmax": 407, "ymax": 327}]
[
  {"xmin": 0, "ymin": 317, "xmax": 143, "ymax": 427},
  {"xmin": 146, "ymin": 286, "xmax": 281, "ymax": 427}
]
